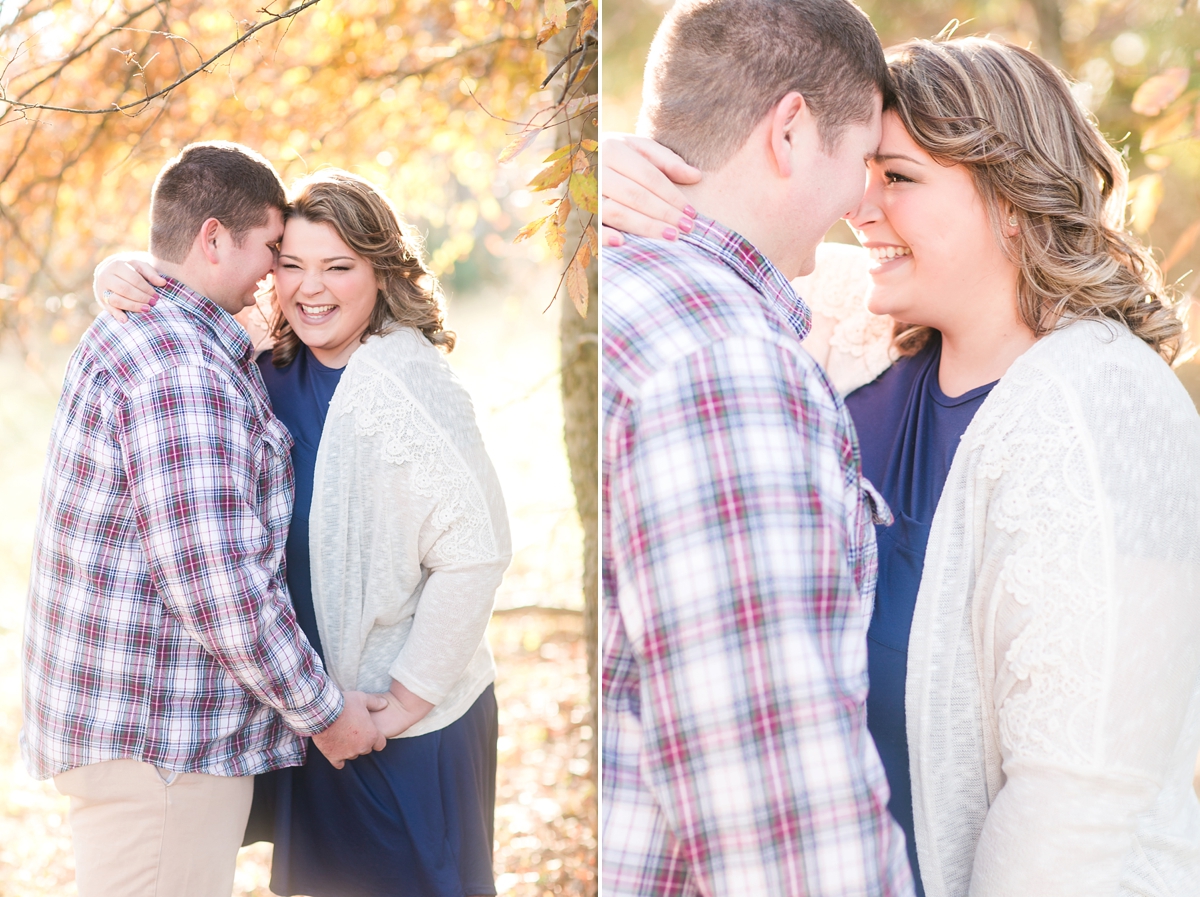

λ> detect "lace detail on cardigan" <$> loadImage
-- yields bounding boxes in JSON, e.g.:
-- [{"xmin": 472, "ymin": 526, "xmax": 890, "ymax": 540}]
[
  {"xmin": 963, "ymin": 361, "xmax": 1109, "ymax": 768},
  {"xmin": 331, "ymin": 357, "xmax": 497, "ymax": 565}
]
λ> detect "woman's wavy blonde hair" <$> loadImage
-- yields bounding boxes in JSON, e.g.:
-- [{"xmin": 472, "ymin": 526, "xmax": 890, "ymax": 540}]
[
  {"xmin": 885, "ymin": 36, "xmax": 1182, "ymax": 362},
  {"xmin": 270, "ymin": 169, "xmax": 453, "ymax": 367}
]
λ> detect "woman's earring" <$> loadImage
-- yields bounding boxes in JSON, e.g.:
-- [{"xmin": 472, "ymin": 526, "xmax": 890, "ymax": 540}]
[{"xmin": 1008, "ymin": 215, "xmax": 1018, "ymax": 227}]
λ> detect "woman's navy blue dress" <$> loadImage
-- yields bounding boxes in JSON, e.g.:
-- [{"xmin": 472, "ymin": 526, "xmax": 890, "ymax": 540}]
[
  {"xmin": 247, "ymin": 345, "xmax": 499, "ymax": 897},
  {"xmin": 844, "ymin": 334, "xmax": 995, "ymax": 897}
]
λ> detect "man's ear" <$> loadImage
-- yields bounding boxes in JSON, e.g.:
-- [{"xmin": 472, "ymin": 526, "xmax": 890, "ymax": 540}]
[
  {"xmin": 196, "ymin": 217, "xmax": 223, "ymax": 265},
  {"xmin": 769, "ymin": 92, "xmax": 813, "ymax": 178}
]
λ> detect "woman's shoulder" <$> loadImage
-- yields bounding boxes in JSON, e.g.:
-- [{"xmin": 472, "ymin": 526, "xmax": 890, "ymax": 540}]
[
  {"xmin": 1018, "ymin": 318, "xmax": 1195, "ymax": 416},
  {"xmin": 967, "ymin": 317, "xmax": 1200, "ymax": 487},
  {"xmin": 346, "ymin": 327, "xmax": 450, "ymax": 380},
  {"xmin": 341, "ymin": 327, "xmax": 482, "ymax": 434}
]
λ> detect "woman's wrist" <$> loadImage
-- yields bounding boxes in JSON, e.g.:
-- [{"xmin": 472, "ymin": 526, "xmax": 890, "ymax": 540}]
[
  {"xmin": 389, "ymin": 678, "xmax": 435, "ymax": 717},
  {"xmin": 367, "ymin": 678, "xmax": 436, "ymax": 740}
]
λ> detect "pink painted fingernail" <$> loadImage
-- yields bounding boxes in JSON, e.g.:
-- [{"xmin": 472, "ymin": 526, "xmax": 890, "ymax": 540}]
[
  {"xmin": 663, "ymin": 226, "xmax": 679, "ymax": 240},
  {"xmin": 683, "ymin": 205, "xmax": 698, "ymax": 218},
  {"xmin": 677, "ymin": 216, "xmax": 694, "ymax": 234},
  {"xmin": 149, "ymin": 296, "xmax": 158, "ymax": 306}
]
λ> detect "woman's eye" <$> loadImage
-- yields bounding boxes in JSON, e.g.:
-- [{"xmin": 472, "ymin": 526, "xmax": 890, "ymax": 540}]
[
  {"xmin": 329, "ymin": 266, "xmax": 349, "ymax": 272},
  {"xmin": 281, "ymin": 263, "xmax": 301, "ymax": 270},
  {"xmin": 885, "ymin": 170, "xmax": 914, "ymax": 184}
]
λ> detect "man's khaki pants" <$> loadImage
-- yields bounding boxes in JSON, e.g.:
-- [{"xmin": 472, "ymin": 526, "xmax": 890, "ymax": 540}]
[{"xmin": 54, "ymin": 758, "xmax": 254, "ymax": 897}]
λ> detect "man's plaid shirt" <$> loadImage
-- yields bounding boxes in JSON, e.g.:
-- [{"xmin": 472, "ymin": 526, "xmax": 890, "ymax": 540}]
[
  {"xmin": 602, "ymin": 219, "xmax": 914, "ymax": 896},
  {"xmin": 22, "ymin": 278, "xmax": 343, "ymax": 780}
]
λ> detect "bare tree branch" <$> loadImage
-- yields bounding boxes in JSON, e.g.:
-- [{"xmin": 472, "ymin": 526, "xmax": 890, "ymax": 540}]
[
  {"xmin": 2, "ymin": 0, "xmax": 327, "ymax": 115},
  {"xmin": 4, "ymin": 2, "xmax": 165, "ymax": 103}
]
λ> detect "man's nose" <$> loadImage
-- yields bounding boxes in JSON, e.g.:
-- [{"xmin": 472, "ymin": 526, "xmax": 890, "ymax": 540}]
[{"xmin": 846, "ymin": 180, "xmax": 881, "ymax": 230}]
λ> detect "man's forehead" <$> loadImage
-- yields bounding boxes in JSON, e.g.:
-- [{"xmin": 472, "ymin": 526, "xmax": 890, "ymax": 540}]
[{"xmin": 262, "ymin": 206, "xmax": 285, "ymax": 241}]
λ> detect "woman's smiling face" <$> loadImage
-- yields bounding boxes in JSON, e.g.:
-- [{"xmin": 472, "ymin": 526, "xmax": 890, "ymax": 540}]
[
  {"xmin": 273, "ymin": 216, "xmax": 380, "ymax": 369},
  {"xmin": 847, "ymin": 111, "xmax": 1016, "ymax": 333}
]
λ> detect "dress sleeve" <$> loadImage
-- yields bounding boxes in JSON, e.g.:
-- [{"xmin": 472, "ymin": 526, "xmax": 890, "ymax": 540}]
[
  {"xmin": 967, "ymin": 369, "xmax": 1196, "ymax": 895},
  {"xmin": 608, "ymin": 333, "xmax": 912, "ymax": 897},
  {"xmin": 118, "ymin": 365, "xmax": 344, "ymax": 735}
]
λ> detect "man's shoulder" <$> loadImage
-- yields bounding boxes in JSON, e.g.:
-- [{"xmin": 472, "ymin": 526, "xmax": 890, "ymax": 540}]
[
  {"xmin": 604, "ymin": 235, "xmax": 757, "ymax": 310},
  {"xmin": 75, "ymin": 304, "xmax": 233, "ymax": 396},
  {"xmin": 603, "ymin": 236, "xmax": 800, "ymax": 395}
]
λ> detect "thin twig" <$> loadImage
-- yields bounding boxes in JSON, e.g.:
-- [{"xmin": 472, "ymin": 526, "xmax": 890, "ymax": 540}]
[
  {"xmin": 5, "ymin": 0, "xmax": 326, "ymax": 115},
  {"xmin": 543, "ymin": 215, "xmax": 595, "ymax": 314},
  {"xmin": 539, "ymin": 41, "xmax": 586, "ymax": 90}
]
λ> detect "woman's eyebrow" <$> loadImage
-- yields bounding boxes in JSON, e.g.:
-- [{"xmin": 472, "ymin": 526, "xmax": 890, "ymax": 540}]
[
  {"xmin": 872, "ymin": 152, "xmax": 924, "ymax": 165},
  {"xmin": 277, "ymin": 254, "xmax": 357, "ymax": 263}
]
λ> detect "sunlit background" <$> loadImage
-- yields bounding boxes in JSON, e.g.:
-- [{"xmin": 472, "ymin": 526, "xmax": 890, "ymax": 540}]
[
  {"xmin": 603, "ymin": 0, "xmax": 1200, "ymax": 405},
  {"xmin": 0, "ymin": 1, "xmax": 595, "ymax": 894}
]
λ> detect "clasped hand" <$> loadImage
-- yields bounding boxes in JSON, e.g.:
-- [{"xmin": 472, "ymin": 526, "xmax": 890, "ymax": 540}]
[{"xmin": 310, "ymin": 680, "xmax": 435, "ymax": 769}]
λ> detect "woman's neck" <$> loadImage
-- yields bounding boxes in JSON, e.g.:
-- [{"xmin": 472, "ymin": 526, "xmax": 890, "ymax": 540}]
[{"xmin": 937, "ymin": 309, "xmax": 1038, "ymax": 398}]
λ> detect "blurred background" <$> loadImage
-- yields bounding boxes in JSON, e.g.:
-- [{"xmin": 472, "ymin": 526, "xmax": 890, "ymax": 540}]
[
  {"xmin": 0, "ymin": 1, "xmax": 595, "ymax": 894},
  {"xmin": 603, "ymin": 0, "xmax": 1200, "ymax": 406}
]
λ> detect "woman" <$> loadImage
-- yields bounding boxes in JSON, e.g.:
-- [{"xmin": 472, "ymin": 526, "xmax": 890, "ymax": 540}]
[
  {"xmin": 96, "ymin": 170, "xmax": 510, "ymax": 897},
  {"xmin": 604, "ymin": 37, "xmax": 1200, "ymax": 897}
]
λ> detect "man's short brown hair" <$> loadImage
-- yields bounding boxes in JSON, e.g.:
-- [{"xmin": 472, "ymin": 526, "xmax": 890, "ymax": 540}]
[
  {"xmin": 149, "ymin": 142, "xmax": 287, "ymax": 263},
  {"xmin": 639, "ymin": 0, "xmax": 887, "ymax": 170}
]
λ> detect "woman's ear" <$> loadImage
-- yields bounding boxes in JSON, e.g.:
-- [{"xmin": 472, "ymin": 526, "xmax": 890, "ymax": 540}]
[{"xmin": 1003, "ymin": 208, "xmax": 1021, "ymax": 238}]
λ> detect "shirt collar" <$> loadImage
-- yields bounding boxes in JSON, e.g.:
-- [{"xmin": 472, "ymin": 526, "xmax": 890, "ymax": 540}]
[
  {"xmin": 679, "ymin": 215, "xmax": 812, "ymax": 340},
  {"xmin": 153, "ymin": 276, "xmax": 253, "ymax": 365}
]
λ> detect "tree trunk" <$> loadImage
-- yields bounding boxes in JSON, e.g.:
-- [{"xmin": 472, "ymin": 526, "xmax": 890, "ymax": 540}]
[
  {"xmin": 1031, "ymin": 0, "xmax": 1065, "ymax": 68},
  {"xmin": 547, "ymin": 5, "xmax": 599, "ymax": 849},
  {"xmin": 560, "ymin": 241, "xmax": 597, "ymax": 766}
]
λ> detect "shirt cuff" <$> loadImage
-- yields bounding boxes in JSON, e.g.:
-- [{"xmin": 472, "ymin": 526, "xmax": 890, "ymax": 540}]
[{"xmin": 278, "ymin": 674, "xmax": 344, "ymax": 736}]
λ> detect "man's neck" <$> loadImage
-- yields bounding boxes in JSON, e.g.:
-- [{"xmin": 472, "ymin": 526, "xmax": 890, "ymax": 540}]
[
  {"xmin": 677, "ymin": 166, "xmax": 805, "ymax": 280},
  {"xmin": 152, "ymin": 259, "xmax": 231, "ymax": 314}
]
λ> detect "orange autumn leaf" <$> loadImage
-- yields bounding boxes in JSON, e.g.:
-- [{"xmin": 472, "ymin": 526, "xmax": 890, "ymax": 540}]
[
  {"xmin": 499, "ymin": 128, "xmax": 540, "ymax": 163},
  {"xmin": 545, "ymin": 199, "xmax": 568, "ymax": 257},
  {"xmin": 1162, "ymin": 219, "xmax": 1200, "ymax": 274},
  {"xmin": 514, "ymin": 212, "xmax": 551, "ymax": 243},
  {"xmin": 1128, "ymin": 173, "xmax": 1164, "ymax": 233},
  {"xmin": 1140, "ymin": 97, "xmax": 1195, "ymax": 152},
  {"xmin": 530, "ymin": 155, "xmax": 573, "ymax": 191},
  {"xmin": 565, "ymin": 249, "xmax": 588, "ymax": 316},
  {"xmin": 576, "ymin": 1, "xmax": 597, "ymax": 47},
  {"xmin": 1132, "ymin": 68, "xmax": 1190, "ymax": 117},
  {"xmin": 568, "ymin": 168, "xmax": 597, "ymax": 214}
]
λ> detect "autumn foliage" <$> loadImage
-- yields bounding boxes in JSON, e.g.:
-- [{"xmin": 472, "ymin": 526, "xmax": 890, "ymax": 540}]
[{"xmin": 0, "ymin": 0, "xmax": 596, "ymax": 339}]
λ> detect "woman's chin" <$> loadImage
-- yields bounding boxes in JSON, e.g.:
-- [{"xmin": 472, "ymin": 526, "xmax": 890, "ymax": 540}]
[{"xmin": 865, "ymin": 290, "xmax": 902, "ymax": 320}]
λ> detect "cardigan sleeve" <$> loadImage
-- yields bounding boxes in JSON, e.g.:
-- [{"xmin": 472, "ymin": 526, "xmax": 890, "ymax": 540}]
[
  {"xmin": 383, "ymin": 354, "xmax": 513, "ymax": 706},
  {"xmin": 966, "ymin": 352, "xmax": 1200, "ymax": 895},
  {"xmin": 387, "ymin": 470, "xmax": 511, "ymax": 705}
]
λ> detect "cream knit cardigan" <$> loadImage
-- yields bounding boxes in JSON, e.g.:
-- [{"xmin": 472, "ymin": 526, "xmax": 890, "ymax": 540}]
[
  {"xmin": 309, "ymin": 327, "xmax": 512, "ymax": 738},
  {"xmin": 798, "ymin": 243, "xmax": 1200, "ymax": 896}
]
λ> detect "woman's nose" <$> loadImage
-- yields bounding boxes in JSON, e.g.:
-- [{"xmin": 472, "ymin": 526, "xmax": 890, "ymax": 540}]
[{"xmin": 301, "ymin": 270, "xmax": 324, "ymax": 294}]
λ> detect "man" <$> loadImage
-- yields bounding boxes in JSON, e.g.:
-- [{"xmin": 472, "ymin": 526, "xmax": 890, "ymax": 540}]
[
  {"xmin": 22, "ymin": 142, "xmax": 385, "ymax": 897},
  {"xmin": 601, "ymin": 1, "xmax": 914, "ymax": 894}
]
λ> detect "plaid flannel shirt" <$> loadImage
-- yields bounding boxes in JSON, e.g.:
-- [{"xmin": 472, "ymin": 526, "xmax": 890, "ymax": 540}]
[
  {"xmin": 602, "ymin": 218, "xmax": 914, "ymax": 897},
  {"xmin": 22, "ymin": 277, "xmax": 343, "ymax": 781}
]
